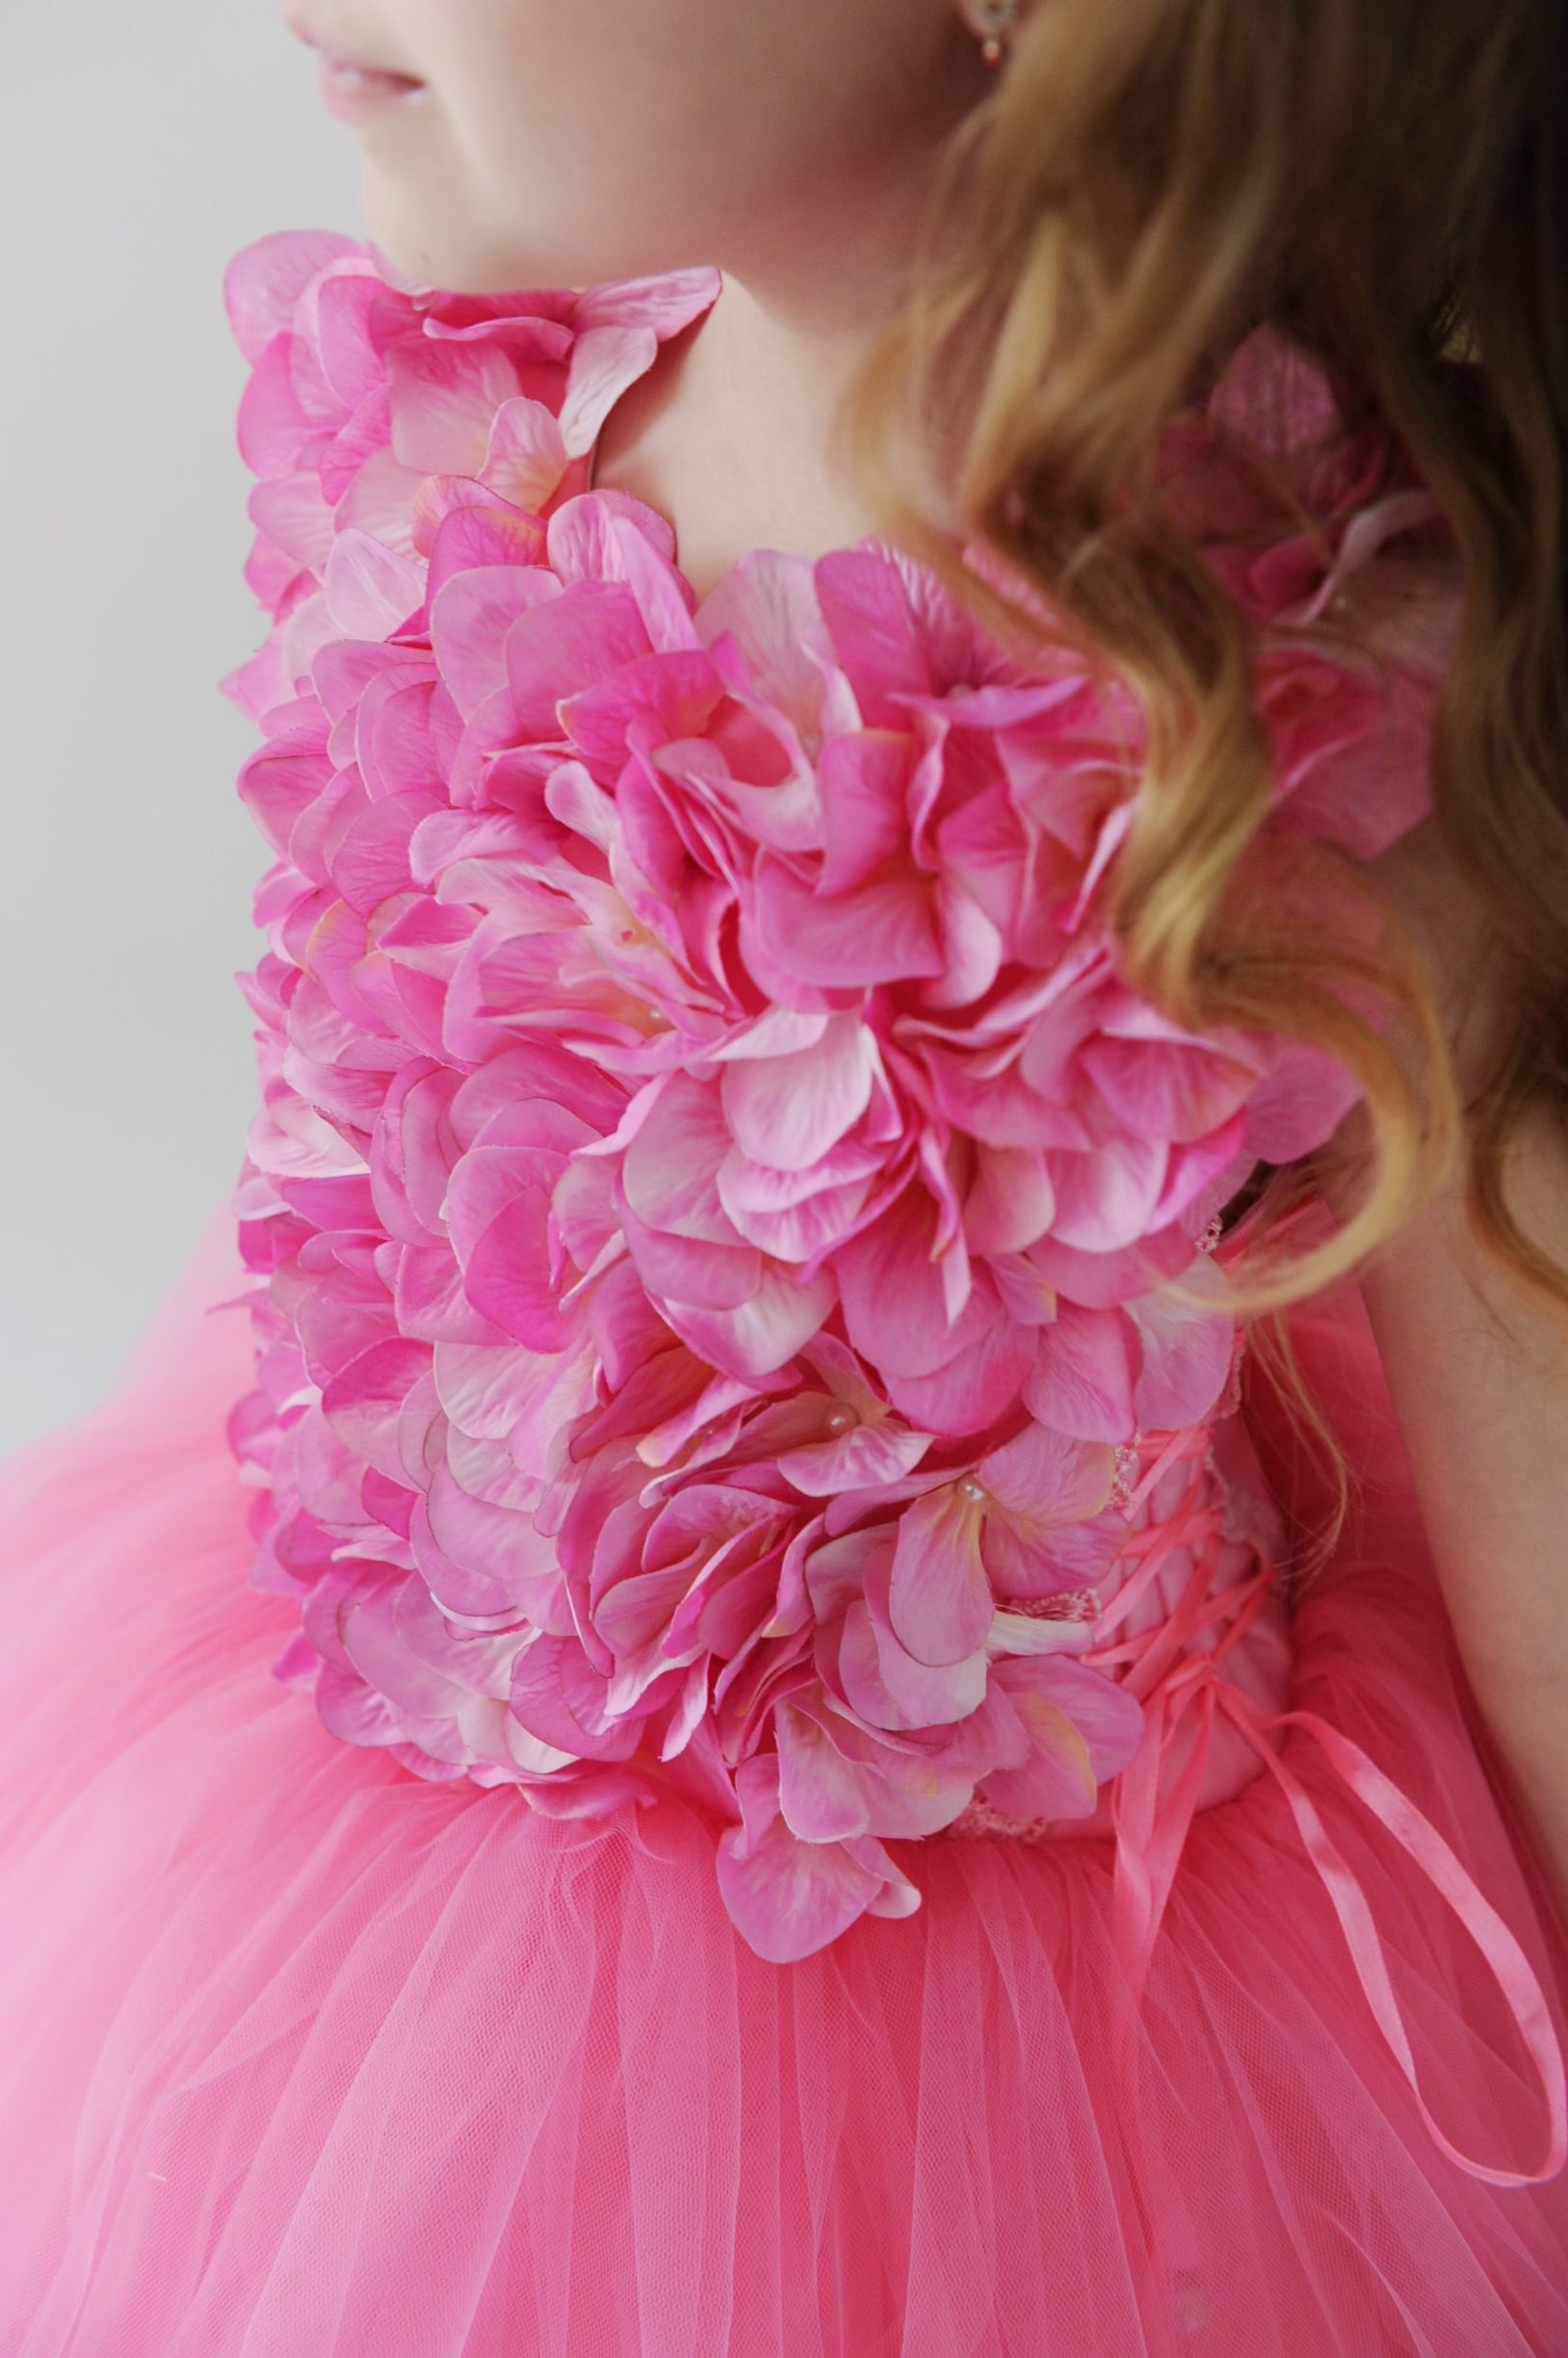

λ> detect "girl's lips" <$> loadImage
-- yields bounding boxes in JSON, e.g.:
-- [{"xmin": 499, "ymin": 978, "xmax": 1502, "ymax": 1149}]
[{"xmin": 317, "ymin": 55, "xmax": 428, "ymax": 120}]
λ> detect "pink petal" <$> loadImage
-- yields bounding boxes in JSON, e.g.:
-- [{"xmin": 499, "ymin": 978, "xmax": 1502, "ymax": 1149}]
[
  {"xmin": 881, "ymin": 1306, "xmax": 1033, "ymax": 1438},
  {"xmin": 479, "ymin": 394, "xmax": 569, "ymax": 510},
  {"xmin": 720, "ymin": 1015, "xmax": 877, "ymax": 1173},
  {"xmin": 1046, "ymin": 1131, "xmax": 1169, "ymax": 1253},
  {"xmin": 815, "ymin": 730, "xmax": 912, "ymax": 894},
  {"xmin": 980, "ymin": 1418, "xmax": 1118, "ymax": 1525},
  {"xmin": 1127, "ymin": 1264, "xmax": 1235, "ymax": 1431},
  {"xmin": 888, "ymin": 1486, "xmax": 993, "ymax": 1666},
  {"xmin": 430, "ymin": 565, "xmax": 562, "ymax": 722},
  {"xmin": 776, "ymin": 1418, "xmax": 930, "ymax": 1498},
  {"xmin": 323, "ymin": 528, "xmax": 426, "ymax": 640},
  {"xmin": 321, "ymin": 1337, "xmax": 434, "ymax": 1481},
  {"xmin": 963, "ymin": 1145, "xmax": 1057, "ymax": 1257},
  {"xmin": 774, "ymin": 1702, "xmax": 875, "ymax": 1841},
  {"xmin": 624, "ymin": 1213, "xmax": 764, "ymax": 1311},
  {"xmin": 620, "ymin": 1075, "xmax": 736, "ymax": 1243},
  {"xmin": 1080, "ymin": 1025, "xmax": 1260, "ymax": 1146},
  {"xmin": 224, "ymin": 230, "xmax": 362, "ymax": 364},
  {"xmin": 751, "ymin": 863, "xmax": 943, "ymax": 988},
  {"xmin": 1022, "ymin": 1302, "xmax": 1140, "ymax": 1443},
  {"xmin": 715, "ymin": 1801, "xmax": 886, "ymax": 1963},
  {"xmin": 558, "ymin": 326, "xmax": 660, "ymax": 456},
  {"xmin": 387, "ymin": 336, "xmax": 522, "ymax": 475},
  {"xmin": 658, "ymin": 1263, "xmax": 836, "ymax": 1379},
  {"xmin": 836, "ymin": 1191, "xmax": 998, "ymax": 1382}
]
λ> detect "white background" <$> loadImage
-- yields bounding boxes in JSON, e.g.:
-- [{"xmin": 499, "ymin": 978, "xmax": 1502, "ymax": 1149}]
[{"xmin": 0, "ymin": 3, "xmax": 360, "ymax": 1452}]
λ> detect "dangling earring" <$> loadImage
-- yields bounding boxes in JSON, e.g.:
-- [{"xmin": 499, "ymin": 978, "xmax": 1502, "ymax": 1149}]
[{"xmin": 962, "ymin": 0, "xmax": 1021, "ymax": 67}]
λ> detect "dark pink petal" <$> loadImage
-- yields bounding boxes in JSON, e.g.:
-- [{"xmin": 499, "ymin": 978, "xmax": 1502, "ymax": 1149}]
[{"xmin": 464, "ymin": 1192, "xmax": 581, "ymax": 1348}]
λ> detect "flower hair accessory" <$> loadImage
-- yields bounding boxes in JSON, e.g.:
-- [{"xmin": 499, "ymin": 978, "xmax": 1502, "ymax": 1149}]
[{"xmin": 222, "ymin": 232, "xmax": 1455, "ymax": 1965}]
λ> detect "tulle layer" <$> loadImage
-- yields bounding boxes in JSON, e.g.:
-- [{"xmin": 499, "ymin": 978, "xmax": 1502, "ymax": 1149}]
[{"xmin": 0, "ymin": 1214, "xmax": 1564, "ymax": 2356}]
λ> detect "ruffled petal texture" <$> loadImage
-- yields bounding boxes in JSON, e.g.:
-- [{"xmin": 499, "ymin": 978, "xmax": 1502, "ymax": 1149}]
[{"xmin": 221, "ymin": 233, "xmax": 1456, "ymax": 1963}]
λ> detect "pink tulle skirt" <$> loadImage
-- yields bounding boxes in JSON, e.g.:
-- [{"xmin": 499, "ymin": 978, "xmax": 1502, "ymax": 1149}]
[{"xmin": 0, "ymin": 1210, "xmax": 1564, "ymax": 2357}]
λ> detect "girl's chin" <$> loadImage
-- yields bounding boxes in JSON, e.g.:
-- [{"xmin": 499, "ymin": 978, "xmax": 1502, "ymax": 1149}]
[{"xmin": 357, "ymin": 184, "xmax": 534, "ymax": 297}]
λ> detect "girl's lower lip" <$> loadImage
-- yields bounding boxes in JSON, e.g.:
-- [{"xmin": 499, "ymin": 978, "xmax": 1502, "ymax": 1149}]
[{"xmin": 317, "ymin": 56, "xmax": 428, "ymax": 120}]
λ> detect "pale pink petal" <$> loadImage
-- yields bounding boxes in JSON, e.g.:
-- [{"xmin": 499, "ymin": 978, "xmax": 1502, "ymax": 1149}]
[
  {"xmin": 429, "ymin": 566, "xmax": 562, "ymax": 722},
  {"xmin": 479, "ymin": 394, "xmax": 569, "ymax": 511},
  {"xmin": 224, "ymin": 230, "xmax": 362, "ymax": 364},
  {"xmin": 720, "ymin": 1015, "xmax": 877, "ymax": 1172},
  {"xmin": 815, "ymin": 730, "xmax": 911, "ymax": 893},
  {"xmin": 323, "ymin": 528, "xmax": 426, "ymax": 640},
  {"xmin": 980, "ymin": 1418, "xmax": 1118, "ymax": 1525},
  {"xmin": 1046, "ymin": 1131, "xmax": 1169, "ymax": 1253},
  {"xmin": 715, "ymin": 1806, "xmax": 885, "ymax": 1963},
  {"xmin": 881, "ymin": 1311, "xmax": 1034, "ymax": 1439},
  {"xmin": 1127, "ymin": 1261, "xmax": 1235, "ymax": 1431},
  {"xmin": 963, "ymin": 1145, "xmax": 1057, "ymax": 1257},
  {"xmin": 387, "ymin": 336, "xmax": 522, "ymax": 475},
  {"xmin": 1022, "ymin": 1302, "xmax": 1140, "ymax": 1443},
  {"xmin": 774, "ymin": 1702, "xmax": 875, "ymax": 1841},
  {"xmin": 887, "ymin": 1485, "xmax": 993, "ymax": 1666},
  {"xmin": 659, "ymin": 1263, "xmax": 836, "ymax": 1379}
]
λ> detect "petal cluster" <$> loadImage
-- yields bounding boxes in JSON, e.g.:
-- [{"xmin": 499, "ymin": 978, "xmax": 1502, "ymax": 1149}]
[{"xmin": 223, "ymin": 233, "xmax": 1451, "ymax": 1961}]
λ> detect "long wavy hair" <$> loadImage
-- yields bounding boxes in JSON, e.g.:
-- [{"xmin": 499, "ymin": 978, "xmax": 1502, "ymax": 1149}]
[{"xmin": 845, "ymin": 0, "xmax": 1568, "ymax": 1337}]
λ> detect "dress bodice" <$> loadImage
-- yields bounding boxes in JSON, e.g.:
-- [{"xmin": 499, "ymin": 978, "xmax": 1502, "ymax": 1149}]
[{"xmin": 223, "ymin": 232, "xmax": 1457, "ymax": 1968}]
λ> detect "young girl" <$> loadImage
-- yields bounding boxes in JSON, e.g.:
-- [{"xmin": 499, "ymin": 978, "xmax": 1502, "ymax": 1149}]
[{"xmin": 1, "ymin": 0, "xmax": 1565, "ymax": 2348}]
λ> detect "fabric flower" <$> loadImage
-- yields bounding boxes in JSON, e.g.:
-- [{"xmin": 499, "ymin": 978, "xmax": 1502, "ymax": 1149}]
[{"xmin": 223, "ymin": 233, "xmax": 1453, "ymax": 1960}]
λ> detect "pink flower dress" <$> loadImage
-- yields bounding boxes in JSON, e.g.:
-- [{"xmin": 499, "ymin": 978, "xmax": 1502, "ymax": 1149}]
[{"xmin": 0, "ymin": 235, "xmax": 1563, "ymax": 2357}]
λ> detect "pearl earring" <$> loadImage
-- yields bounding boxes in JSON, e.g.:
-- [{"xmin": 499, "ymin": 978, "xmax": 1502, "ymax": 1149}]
[{"xmin": 965, "ymin": 0, "xmax": 1020, "ymax": 66}]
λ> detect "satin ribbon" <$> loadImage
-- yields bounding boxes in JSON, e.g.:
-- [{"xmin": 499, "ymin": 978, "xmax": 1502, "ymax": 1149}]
[{"xmin": 1095, "ymin": 1483, "xmax": 1568, "ymax": 2189}]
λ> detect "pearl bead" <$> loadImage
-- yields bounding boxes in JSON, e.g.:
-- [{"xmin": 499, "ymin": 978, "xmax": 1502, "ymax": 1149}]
[
  {"xmin": 824, "ymin": 1406, "xmax": 855, "ymax": 1434},
  {"xmin": 957, "ymin": 1476, "xmax": 987, "ymax": 1506}
]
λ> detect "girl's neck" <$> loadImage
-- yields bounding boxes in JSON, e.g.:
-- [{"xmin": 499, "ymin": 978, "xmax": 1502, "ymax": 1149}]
[{"xmin": 589, "ymin": 185, "xmax": 932, "ymax": 600}]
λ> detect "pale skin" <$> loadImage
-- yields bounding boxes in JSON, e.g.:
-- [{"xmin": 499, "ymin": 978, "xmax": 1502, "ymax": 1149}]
[{"xmin": 282, "ymin": 0, "xmax": 1568, "ymax": 1909}]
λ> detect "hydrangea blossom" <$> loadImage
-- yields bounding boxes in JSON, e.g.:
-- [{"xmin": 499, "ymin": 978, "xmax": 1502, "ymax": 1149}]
[{"xmin": 223, "ymin": 232, "xmax": 1454, "ymax": 1962}]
